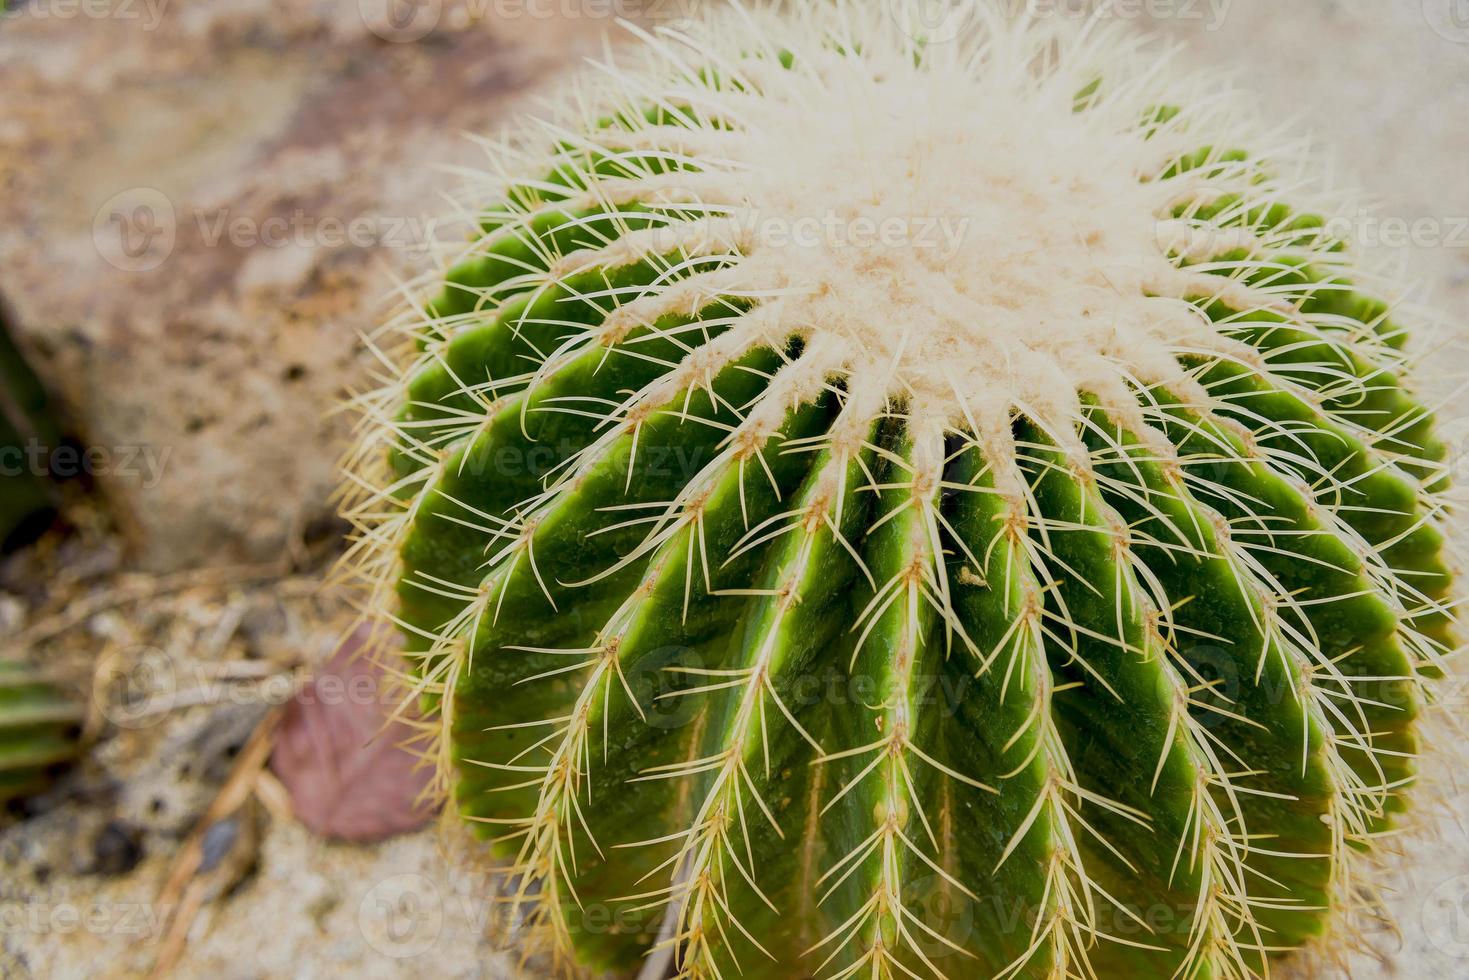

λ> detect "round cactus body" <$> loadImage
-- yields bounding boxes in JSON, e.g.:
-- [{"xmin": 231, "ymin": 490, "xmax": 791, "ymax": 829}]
[
  {"xmin": 0, "ymin": 660, "xmax": 83, "ymax": 806},
  {"xmin": 342, "ymin": 4, "xmax": 1459, "ymax": 978}
]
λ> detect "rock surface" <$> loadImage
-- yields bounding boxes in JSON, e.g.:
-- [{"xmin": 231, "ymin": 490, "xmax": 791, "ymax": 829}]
[{"xmin": 0, "ymin": 0, "xmax": 627, "ymax": 571}]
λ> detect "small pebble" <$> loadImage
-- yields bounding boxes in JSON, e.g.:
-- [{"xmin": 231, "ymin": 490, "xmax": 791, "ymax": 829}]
[
  {"xmin": 90, "ymin": 820, "xmax": 144, "ymax": 876},
  {"xmin": 199, "ymin": 818, "xmax": 239, "ymax": 874},
  {"xmin": 0, "ymin": 594, "xmax": 25, "ymax": 634}
]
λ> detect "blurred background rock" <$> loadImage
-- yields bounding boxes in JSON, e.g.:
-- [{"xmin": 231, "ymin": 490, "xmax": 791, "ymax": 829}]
[{"xmin": 0, "ymin": 0, "xmax": 630, "ymax": 570}]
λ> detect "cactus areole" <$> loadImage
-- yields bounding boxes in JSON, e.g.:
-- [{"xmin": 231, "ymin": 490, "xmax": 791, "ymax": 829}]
[{"xmin": 342, "ymin": 5, "xmax": 1459, "ymax": 977}]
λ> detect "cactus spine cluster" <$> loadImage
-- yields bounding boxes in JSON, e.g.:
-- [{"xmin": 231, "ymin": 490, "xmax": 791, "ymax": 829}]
[{"xmin": 341, "ymin": 4, "xmax": 1460, "ymax": 977}]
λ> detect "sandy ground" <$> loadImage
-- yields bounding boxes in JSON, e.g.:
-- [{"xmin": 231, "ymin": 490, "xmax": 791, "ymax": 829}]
[{"xmin": 0, "ymin": 2, "xmax": 1466, "ymax": 978}]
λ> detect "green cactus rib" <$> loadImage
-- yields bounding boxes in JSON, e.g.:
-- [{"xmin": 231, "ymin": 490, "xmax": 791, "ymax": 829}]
[
  {"xmin": 0, "ymin": 661, "xmax": 84, "ymax": 805},
  {"xmin": 0, "ymin": 303, "xmax": 61, "ymax": 550},
  {"xmin": 340, "ymin": 5, "xmax": 1459, "ymax": 978}
]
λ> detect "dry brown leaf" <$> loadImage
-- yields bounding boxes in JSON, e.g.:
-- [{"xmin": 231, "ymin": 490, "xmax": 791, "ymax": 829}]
[{"xmin": 268, "ymin": 627, "xmax": 438, "ymax": 843}]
